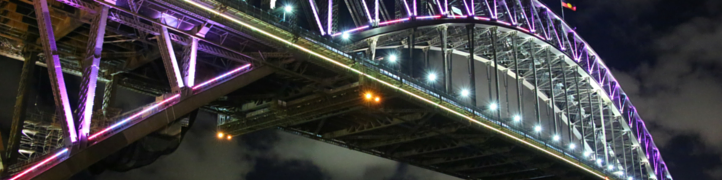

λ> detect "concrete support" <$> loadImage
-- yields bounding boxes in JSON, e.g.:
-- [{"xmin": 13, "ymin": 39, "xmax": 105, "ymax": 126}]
[
  {"xmin": 5, "ymin": 52, "xmax": 38, "ymax": 164},
  {"xmin": 33, "ymin": 0, "xmax": 78, "ymax": 144},
  {"xmin": 156, "ymin": 25, "xmax": 185, "ymax": 92},
  {"xmin": 366, "ymin": 37, "xmax": 378, "ymax": 60},
  {"xmin": 77, "ymin": 6, "xmax": 109, "ymax": 145}
]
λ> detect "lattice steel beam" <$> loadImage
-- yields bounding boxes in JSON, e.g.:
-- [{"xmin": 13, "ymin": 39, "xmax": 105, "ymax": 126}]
[
  {"xmin": 76, "ymin": 5, "xmax": 109, "ymax": 145},
  {"xmin": 358, "ymin": 125, "xmax": 462, "ymax": 149},
  {"xmin": 323, "ymin": 113, "xmax": 426, "ymax": 138},
  {"xmin": 33, "ymin": 0, "xmax": 77, "ymax": 143}
]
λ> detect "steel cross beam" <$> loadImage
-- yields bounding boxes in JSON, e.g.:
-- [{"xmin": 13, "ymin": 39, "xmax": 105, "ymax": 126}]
[
  {"xmin": 358, "ymin": 125, "xmax": 462, "ymax": 149},
  {"xmin": 32, "ymin": 0, "xmax": 78, "ymax": 144},
  {"xmin": 156, "ymin": 24, "xmax": 185, "ymax": 93},
  {"xmin": 322, "ymin": 113, "xmax": 423, "ymax": 138},
  {"xmin": 76, "ymin": 5, "xmax": 110, "ymax": 145}
]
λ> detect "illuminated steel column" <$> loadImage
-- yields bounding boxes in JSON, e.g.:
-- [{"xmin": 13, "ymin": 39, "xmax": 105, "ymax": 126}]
[
  {"xmin": 528, "ymin": 40, "xmax": 542, "ymax": 131},
  {"xmin": 438, "ymin": 25, "xmax": 450, "ymax": 93},
  {"xmin": 512, "ymin": 34, "xmax": 523, "ymax": 126},
  {"xmin": 588, "ymin": 85, "xmax": 599, "ymax": 159},
  {"xmin": 6, "ymin": 52, "xmax": 38, "ymax": 164},
  {"xmin": 77, "ymin": 6, "xmax": 110, "ymax": 145},
  {"xmin": 545, "ymin": 50, "xmax": 559, "ymax": 136},
  {"xmin": 181, "ymin": 38, "xmax": 199, "ymax": 87},
  {"xmin": 561, "ymin": 59, "xmax": 573, "ymax": 146},
  {"xmin": 156, "ymin": 24, "xmax": 185, "ymax": 92},
  {"xmin": 599, "ymin": 94, "xmax": 610, "ymax": 164},
  {"xmin": 408, "ymin": 28, "xmax": 415, "ymax": 77},
  {"xmin": 490, "ymin": 28, "xmax": 501, "ymax": 119},
  {"xmin": 574, "ymin": 70, "xmax": 586, "ymax": 153},
  {"xmin": 466, "ymin": 25, "xmax": 476, "ymax": 106},
  {"xmin": 33, "ymin": 0, "xmax": 78, "ymax": 143}
]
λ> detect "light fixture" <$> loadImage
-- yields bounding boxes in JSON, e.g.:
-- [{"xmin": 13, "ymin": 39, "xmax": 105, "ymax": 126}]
[
  {"xmin": 584, "ymin": 151, "xmax": 592, "ymax": 157},
  {"xmin": 365, "ymin": 92, "xmax": 373, "ymax": 100},
  {"xmin": 388, "ymin": 54, "xmax": 397, "ymax": 62},
  {"xmin": 489, "ymin": 103, "xmax": 498, "ymax": 110},
  {"xmin": 461, "ymin": 89, "xmax": 470, "ymax": 97},
  {"xmin": 374, "ymin": 97, "xmax": 380, "ymax": 102},
  {"xmin": 596, "ymin": 159, "xmax": 603, "ymax": 165},
  {"xmin": 569, "ymin": 143, "xmax": 576, "ymax": 149},
  {"xmin": 217, "ymin": 132, "xmax": 224, "ymax": 138},
  {"xmin": 607, "ymin": 165, "xmax": 614, "ymax": 170},
  {"xmin": 342, "ymin": 32, "xmax": 350, "ymax": 40},
  {"xmin": 227, "ymin": 135, "xmax": 232, "ymax": 140},
  {"xmin": 627, "ymin": 177, "xmax": 633, "ymax": 180},
  {"xmin": 428, "ymin": 73, "xmax": 437, "ymax": 82},
  {"xmin": 553, "ymin": 135, "xmax": 560, "ymax": 141},
  {"xmin": 513, "ymin": 115, "xmax": 521, "ymax": 122},
  {"xmin": 534, "ymin": 125, "xmax": 542, "ymax": 132},
  {"xmin": 284, "ymin": 5, "xmax": 293, "ymax": 13}
]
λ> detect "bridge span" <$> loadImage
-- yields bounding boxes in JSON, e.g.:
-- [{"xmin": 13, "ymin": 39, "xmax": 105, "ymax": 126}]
[{"xmin": 0, "ymin": 0, "xmax": 671, "ymax": 179}]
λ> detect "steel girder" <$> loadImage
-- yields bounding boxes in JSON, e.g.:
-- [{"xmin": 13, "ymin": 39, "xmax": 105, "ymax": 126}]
[
  {"xmin": 345, "ymin": 21, "xmax": 656, "ymax": 179},
  {"xmin": 32, "ymin": 66, "xmax": 274, "ymax": 180}
]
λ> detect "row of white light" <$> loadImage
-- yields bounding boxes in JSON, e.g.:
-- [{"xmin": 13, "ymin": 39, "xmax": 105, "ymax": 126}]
[{"xmin": 182, "ymin": 0, "xmax": 608, "ymax": 179}]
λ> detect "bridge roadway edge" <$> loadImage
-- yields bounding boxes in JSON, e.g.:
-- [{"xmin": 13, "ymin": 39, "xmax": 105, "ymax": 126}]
[
  {"xmin": 180, "ymin": 0, "xmax": 612, "ymax": 178},
  {"xmin": 31, "ymin": 66, "xmax": 274, "ymax": 180}
]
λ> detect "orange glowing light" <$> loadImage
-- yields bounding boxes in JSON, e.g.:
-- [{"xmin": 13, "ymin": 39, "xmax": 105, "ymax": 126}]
[
  {"xmin": 226, "ymin": 135, "xmax": 232, "ymax": 140},
  {"xmin": 374, "ymin": 97, "xmax": 380, "ymax": 102},
  {"xmin": 365, "ymin": 93, "xmax": 373, "ymax": 100},
  {"xmin": 217, "ymin": 132, "xmax": 224, "ymax": 138}
]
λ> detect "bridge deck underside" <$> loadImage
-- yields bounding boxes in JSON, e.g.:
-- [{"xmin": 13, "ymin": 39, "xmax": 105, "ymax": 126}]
[{"xmin": 213, "ymin": 62, "xmax": 597, "ymax": 180}]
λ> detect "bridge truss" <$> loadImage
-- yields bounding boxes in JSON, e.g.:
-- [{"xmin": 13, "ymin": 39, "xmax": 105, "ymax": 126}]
[{"xmin": 0, "ymin": 0, "xmax": 670, "ymax": 180}]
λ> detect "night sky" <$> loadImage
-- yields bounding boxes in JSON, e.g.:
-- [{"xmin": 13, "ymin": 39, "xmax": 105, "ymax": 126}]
[{"xmin": 0, "ymin": 0, "xmax": 721, "ymax": 179}]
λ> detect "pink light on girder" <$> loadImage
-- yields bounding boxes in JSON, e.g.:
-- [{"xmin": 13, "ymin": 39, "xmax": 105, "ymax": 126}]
[
  {"xmin": 10, "ymin": 148, "xmax": 69, "ymax": 180},
  {"xmin": 309, "ymin": 0, "xmax": 326, "ymax": 35},
  {"xmin": 462, "ymin": 0, "xmax": 471, "ymax": 15},
  {"xmin": 502, "ymin": 1, "xmax": 516, "ymax": 24},
  {"xmin": 449, "ymin": 15, "xmax": 466, "ymax": 19},
  {"xmin": 413, "ymin": 0, "xmax": 417, "ymax": 16},
  {"xmin": 160, "ymin": 13, "xmax": 179, "ymax": 27},
  {"xmin": 435, "ymin": 0, "xmax": 445, "ymax": 15},
  {"xmin": 88, "ymin": 94, "xmax": 181, "ymax": 140},
  {"xmin": 469, "ymin": 0, "xmax": 476, "ymax": 16},
  {"xmin": 417, "ymin": 15, "xmax": 442, "ymax": 20},
  {"xmin": 474, "ymin": 16, "xmax": 491, "ymax": 21},
  {"xmin": 327, "ymin": 0, "xmax": 332, "ymax": 34},
  {"xmin": 361, "ymin": 0, "xmax": 373, "ymax": 23},
  {"xmin": 498, "ymin": 21, "xmax": 511, "ymax": 26},
  {"xmin": 402, "ymin": 0, "xmax": 412, "ymax": 16},
  {"xmin": 186, "ymin": 38, "xmax": 198, "ymax": 87},
  {"xmin": 378, "ymin": 18, "xmax": 410, "ymax": 26},
  {"xmin": 375, "ymin": 0, "xmax": 379, "ymax": 23},
  {"xmin": 517, "ymin": 26, "xmax": 530, "ymax": 33},
  {"xmin": 193, "ymin": 64, "xmax": 252, "ymax": 90},
  {"xmin": 445, "ymin": 0, "xmax": 448, "ymax": 14},
  {"xmin": 331, "ymin": 25, "xmax": 371, "ymax": 37}
]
